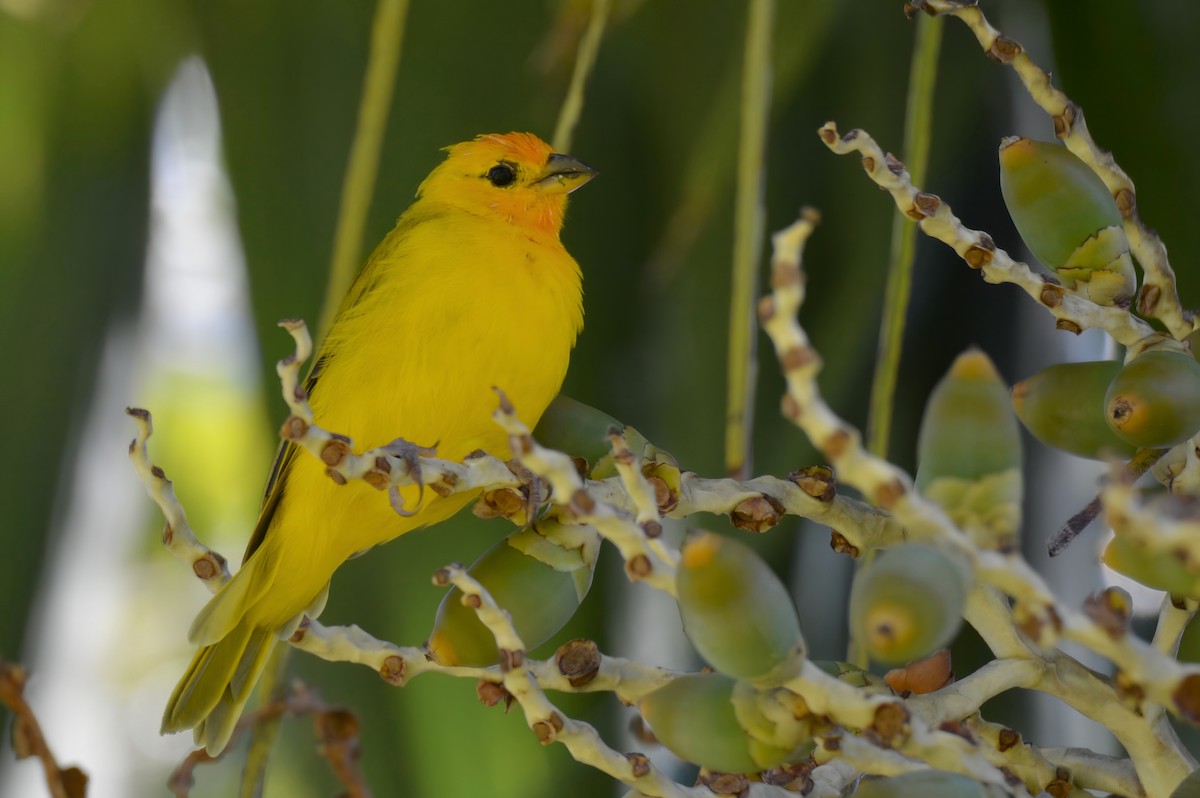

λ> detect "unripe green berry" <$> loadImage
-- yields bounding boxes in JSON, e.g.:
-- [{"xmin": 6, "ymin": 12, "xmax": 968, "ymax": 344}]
[
  {"xmin": 1105, "ymin": 350, "xmax": 1200, "ymax": 448},
  {"xmin": 916, "ymin": 349, "xmax": 1022, "ymax": 485},
  {"xmin": 427, "ymin": 521, "xmax": 597, "ymax": 666},
  {"xmin": 916, "ymin": 349, "xmax": 1022, "ymax": 549},
  {"xmin": 534, "ymin": 394, "xmax": 649, "ymax": 479},
  {"xmin": 1102, "ymin": 535, "xmax": 1200, "ymax": 599},
  {"xmin": 999, "ymin": 137, "xmax": 1133, "ymax": 305},
  {"xmin": 1012, "ymin": 360, "xmax": 1135, "ymax": 460},
  {"xmin": 639, "ymin": 673, "xmax": 804, "ymax": 773},
  {"xmin": 676, "ymin": 531, "xmax": 804, "ymax": 679},
  {"xmin": 849, "ymin": 545, "xmax": 968, "ymax": 665}
]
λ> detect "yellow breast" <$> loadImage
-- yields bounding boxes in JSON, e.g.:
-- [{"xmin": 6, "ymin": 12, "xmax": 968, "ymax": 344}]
[{"xmin": 253, "ymin": 203, "xmax": 583, "ymax": 620}]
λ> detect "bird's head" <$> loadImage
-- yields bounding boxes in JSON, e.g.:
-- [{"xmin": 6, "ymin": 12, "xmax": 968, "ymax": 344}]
[{"xmin": 417, "ymin": 132, "xmax": 597, "ymax": 237}]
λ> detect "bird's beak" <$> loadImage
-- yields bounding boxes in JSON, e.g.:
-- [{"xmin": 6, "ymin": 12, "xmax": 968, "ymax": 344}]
[{"xmin": 537, "ymin": 153, "xmax": 598, "ymax": 194}]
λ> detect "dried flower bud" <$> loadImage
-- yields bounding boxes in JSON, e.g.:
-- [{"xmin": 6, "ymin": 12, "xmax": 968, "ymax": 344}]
[
  {"xmin": 729, "ymin": 495, "xmax": 785, "ymax": 533},
  {"xmin": 884, "ymin": 649, "xmax": 953, "ymax": 695},
  {"xmin": 555, "ymin": 639, "xmax": 601, "ymax": 688}
]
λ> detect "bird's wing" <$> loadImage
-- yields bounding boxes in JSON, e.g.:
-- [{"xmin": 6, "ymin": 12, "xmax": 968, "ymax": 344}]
[
  {"xmin": 241, "ymin": 445, "xmax": 296, "ymax": 564},
  {"xmin": 240, "ymin": 209, "xmax": 436, "ymax": 565},
  {"xmin": 241, "ymin": 353, "xmax": 325, "ymax": 564}
]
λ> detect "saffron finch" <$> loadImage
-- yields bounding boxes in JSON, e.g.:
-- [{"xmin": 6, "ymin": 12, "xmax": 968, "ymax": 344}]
[{"xmin": 161, "ymin": 132, "xmax": 596, "ymax": 754}]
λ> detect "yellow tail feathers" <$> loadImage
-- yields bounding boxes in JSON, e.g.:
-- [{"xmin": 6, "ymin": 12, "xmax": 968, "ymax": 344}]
[
  {"xmin": 164, "ymin": 553, "xmax": 293, "ymax": 754},
  {"xmin": 187, "ymin": 548, "xmax": 280, "ymax": 647},
  {"xmin": 162, "ymin": 620, "xmax": 276, "ymax": 754}
]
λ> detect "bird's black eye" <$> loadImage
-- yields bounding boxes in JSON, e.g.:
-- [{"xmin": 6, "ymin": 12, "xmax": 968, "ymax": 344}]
[{"xmin": 487, "ymin": 163, "xmax": 517, "ymax": 187}]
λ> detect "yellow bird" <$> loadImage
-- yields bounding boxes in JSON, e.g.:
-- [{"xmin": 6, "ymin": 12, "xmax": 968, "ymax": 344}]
[{"xmin": 162, "ymin": 132, "xmax": 595, "ymax": 754}]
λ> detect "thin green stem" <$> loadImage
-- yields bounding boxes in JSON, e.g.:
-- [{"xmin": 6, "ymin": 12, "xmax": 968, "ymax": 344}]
[
  {"xmin": 552, "ymin": 0, "xmax": 610, "ymax": 154},
  {"xmin": 865, "ymin": 13, "xmax": 943, "ymax": 459},
  {"xmin": 238, "ymin": 645, "xmax": 292, "ymax": 798},
  {"xmin": 316, "ymin": 0, "xmax": 411, "ymax": 340},
  {"xmin": 850, "ymin": 14, "xmax": 942, "ymax": 668},
  {"xmin": 724, "ymin": 0, "xmax": 774, "ymax": 479}
]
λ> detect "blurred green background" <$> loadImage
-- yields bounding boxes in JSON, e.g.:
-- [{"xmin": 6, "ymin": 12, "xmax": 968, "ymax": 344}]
[{"xmin": 2, "ymin": 0, "xmax": 1198, "ymax": 795}]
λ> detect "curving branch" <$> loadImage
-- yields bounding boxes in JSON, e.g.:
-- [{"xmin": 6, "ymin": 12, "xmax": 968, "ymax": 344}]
[
  {"xmin": 131, "ymin": 294, "xmax": 1196, "ymax": 797},
  {"xmin": 0, "ymin": 660, "xmax": 88, "ymax": 798},
  {"xmin": 125, "ymin": 407, "xmax": 230, "ymax": 592},
  {"xmin": 757, "ymin": 209, "xmax": 1196, "ymax": 796},
  {"xmin": 905, "ymin": 0, "xmax": 1191, "ymax": 339},
  {"xmin": 816, "ymin": 123, "xmax": 1155, "ymax": 346}
]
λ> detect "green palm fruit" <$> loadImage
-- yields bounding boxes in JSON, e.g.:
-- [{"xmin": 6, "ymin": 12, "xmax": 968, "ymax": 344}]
[
  {"xmin": 640, "ymin": 673, "xmax": 806, "ymax": 773},
  {"xmin": 1179, "ymin": 613, "xmax": 1200, "ymax": 664},
  {"xmin": 729, "ymin": 680, "xmax": 815, "ymax": 757},
  {"xmin": 853, "ymin": 770, "xmax": 1007, "ymax": 798},
  {"xmin": 849, "ymin": 544, "xmax": 969, "ymax": 666},
  {"xmin": 1012, "ymin": 360, "xmax": 1136, "ymax": 460},
  {"xmin": 1102, "ymin": 534, "xmax": 1200, "ymax": 599},
  {"xmin": 915, "ymin": 349, "xmax": 1023, "ymax": 550},
  {"xmin": 427, "ymin": 519, "xmax": 601, "ymax": 666},
  {"xmin": 999, "ymin": 137, "xmax": 1133, "ymax": 306},
  {"xmin": 676, "ymin": 531, "xmax": 805, "ymax": 679},
  {"xmin": 533, "ymin": 394, "xmax": 648, "ymax": 478},
  {"xmin": 1104, "ymin": 350, "xmax": 1200, "ymax": 448}
]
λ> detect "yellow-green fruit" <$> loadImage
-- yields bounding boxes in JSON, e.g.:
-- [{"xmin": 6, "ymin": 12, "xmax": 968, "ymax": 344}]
[
  {"xmin": 917, "ymin": 350, "xmax": 1021, "ymax": 484},
  {"xmin": 999, "ymin": 137, "xmax": 1133, "ymax": 305},
  {"xmin": 532, "ymin": 395, "xmax": 650, "ymax": 482},
  {"xmin": 854, "ymin": 771, "xmax": 1006, "ymax": 798},
  {"xmin": 427, "ymin": 520, "xmax": 599, "ymax": 666},
  {"xmin": 1179, "ymin": 613, "xmax": 1200, "ymax": 664},
  {"xmin": 1102, "ymin": 535, "xmax": 1200, "ymax": 599},
  {"xmin": 533, "ymin": 394, "xmax": 624, "ymax": 474},
  {"xmin": 1012, "ymin": 360, "xmax": 1136, "ymax": 460},
  {"xmin": 915, "ymin": 349, "xmax": 1022, "ymax": 549},
  {"xmin": 676, "ymin": 531, "xmax": 804, "ymax": 679},
  {"xmin": 1104, "ymin": 350, "xmax": 1200, "ymax": 448},
  {"xmin": 730, "ymin": 680, "xmax": 816, "ymax": 759},
  {"xmin": 849, "ymin": 544, "xmax": 968, "ymax": 665},
  {"xmin": 640, "ymin": 673, "xmax": 801, "ymax": 773}
]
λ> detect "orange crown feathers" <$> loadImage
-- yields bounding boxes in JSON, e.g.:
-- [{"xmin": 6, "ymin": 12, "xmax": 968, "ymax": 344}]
[{"xmin": 444, "ymin": 132, "xmax": 555, "ymax": 166}]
